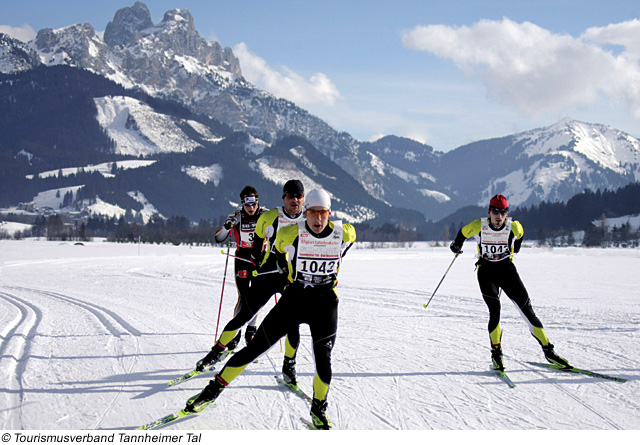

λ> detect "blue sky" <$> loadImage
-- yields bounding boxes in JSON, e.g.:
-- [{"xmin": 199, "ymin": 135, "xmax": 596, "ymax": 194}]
[{"xmin": 3, "ymin": 0, "xmax": 640, "ymax": 151}]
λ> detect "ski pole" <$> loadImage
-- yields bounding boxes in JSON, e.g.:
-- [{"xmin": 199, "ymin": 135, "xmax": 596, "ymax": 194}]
[
  {"xmin": 251, "ymin": 269, "xmax": 281, "ymax": 277},
  {"xmin": 273, "ymin": 293, "xmax": 283, "ymax": 352},
  {"xmin": 214, "ymin": 229, "xmax": 233, "ymax": 340},
  {"xmin": 221, "ymin": 250, "xmax": 254, "ymax": 264},
  {"xmin": 423, "ymin": 252, "xmax": 460, "ymax": 309}
]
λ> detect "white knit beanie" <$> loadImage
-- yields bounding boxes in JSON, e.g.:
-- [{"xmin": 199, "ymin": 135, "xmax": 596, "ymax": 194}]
[{"xmin": 304, "ymin": 189, "xmax": 331, "ymax": 211}]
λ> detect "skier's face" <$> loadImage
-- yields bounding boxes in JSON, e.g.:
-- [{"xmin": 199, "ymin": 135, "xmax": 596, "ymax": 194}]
[
  {"xmin": 243, "ymin": 195, "xmax": 258, "ymax": 215},
  {"xmin": 489, "ymin": 207, "xmax": 508, "ymax": 227},
  {"xmin": 305, "ymin": 207, "xmax": 330, "ymax": 234},
  {"xmin": 283, "ymin": 193, "xmax": 304, "ymax": 215}
]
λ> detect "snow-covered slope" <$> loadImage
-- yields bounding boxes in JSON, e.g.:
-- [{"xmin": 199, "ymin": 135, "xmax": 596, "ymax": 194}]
[
  {"xmin": 95, "ymin": 96, "xmax": 200, "ymax": 156},
  {"xmin": 2, "ymin": 3, "xmax": 640, "ymax": 222},
  {"xmin": 0, "ymin": 240, "xmax": 638, "ymax": 432}
]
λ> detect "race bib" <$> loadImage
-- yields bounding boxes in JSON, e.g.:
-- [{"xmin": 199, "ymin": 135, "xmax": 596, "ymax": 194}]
[{"xmin": 295, "ymin": 221, "xmax": 343, "ymax": 286}]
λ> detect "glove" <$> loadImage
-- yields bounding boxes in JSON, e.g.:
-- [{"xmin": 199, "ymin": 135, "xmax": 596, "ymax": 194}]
[
  {"xmin": 449, "ymin": 241, "xmax": 463, "ymax": 254},
  {"xmin": 249, "ymin": 252, "xmax": 262, "ymax": 267},
  {"xmin": 223, "ymin": 214, "xmax": 237, "ymax": 230},
  {"xmin": 274, "ymin": 251, "xmax": 289, "ymax": 274}
]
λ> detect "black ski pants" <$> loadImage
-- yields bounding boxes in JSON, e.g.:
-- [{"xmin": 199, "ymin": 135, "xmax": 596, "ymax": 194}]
[
  {"xmin": 223, "ymin": 281, "xmax": 339, "ymax": 389},
  {"xmin": 222, "ymin": 262, "xmax": 300, "ymax": 349},
  {"xmin": 477, "ymin": 261, "xmax": 544, "ymax": 335}
]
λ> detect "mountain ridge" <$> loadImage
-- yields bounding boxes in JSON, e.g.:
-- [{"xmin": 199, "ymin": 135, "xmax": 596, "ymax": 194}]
[{"xmin": 1, "ymin": 2, "xmax": 639, "ymax": 225}]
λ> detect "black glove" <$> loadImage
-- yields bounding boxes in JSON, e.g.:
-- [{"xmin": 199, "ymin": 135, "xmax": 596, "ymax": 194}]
[
  {"xmin": 223, "ymin": 214, "xmax": 237, "ymax": 230},
  {"xmin": 449, "ymin": 241, "xmax": 463, "ymax": 254},
  {"xmin": 249, "ymin": 252, "xmax": 262, "ymax": 267},
  {"xmin": 274, "ymin": 251, "xmax": 288, "ymax": 274}
]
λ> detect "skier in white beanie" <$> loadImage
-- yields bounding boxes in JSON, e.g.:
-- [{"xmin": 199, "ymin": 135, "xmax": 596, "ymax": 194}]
[{"xmin": 180, "ymin": 187, "xmax": 357, "ymax": 430}]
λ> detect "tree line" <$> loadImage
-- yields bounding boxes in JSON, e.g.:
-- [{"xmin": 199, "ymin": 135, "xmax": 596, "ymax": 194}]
[{"xmin": 4, "ymin": 181, "xmax": 640, "ymax": 246}]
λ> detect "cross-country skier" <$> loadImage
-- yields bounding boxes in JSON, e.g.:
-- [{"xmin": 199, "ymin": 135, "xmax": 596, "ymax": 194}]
[
  {"xmin": 213, "ymin": 185, "xmax": 266, "ymax": 349},
  {"xmin": 184, "ymin": 188, "xmax": 357, "ymax": 430},
  {"xmin": 449, "ymin": 194, "xmax": 570, "ymax": 372},
  {"xmin": 195, "ymin": 180, "xmax": 306, "ymax": 385}
]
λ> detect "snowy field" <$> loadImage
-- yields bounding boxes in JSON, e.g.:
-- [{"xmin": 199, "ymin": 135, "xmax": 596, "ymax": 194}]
[{"xmin": 0, "ymin": 239, "xmax": 638, "ymax": 439}]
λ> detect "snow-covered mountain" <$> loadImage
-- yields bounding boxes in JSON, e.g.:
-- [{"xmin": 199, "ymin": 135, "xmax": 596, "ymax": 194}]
[
  {"xmin": 1, "ymin": 1, "xmax": 640, "ymax": 224},
  {"xmin": 437, "ymin": 118, "xmax": 640, "ymax": 210}
]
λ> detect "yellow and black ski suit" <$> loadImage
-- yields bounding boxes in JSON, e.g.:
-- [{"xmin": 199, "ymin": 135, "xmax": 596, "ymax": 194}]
[
  {"xmin": 452, "ymin": 218, "xmax": 551, "ymax": 348},
  {"xmin": 216, "ymin": 220, "xmax": 356, "ymax": 402}
]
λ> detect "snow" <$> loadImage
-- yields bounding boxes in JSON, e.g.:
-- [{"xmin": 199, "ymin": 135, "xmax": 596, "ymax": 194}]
[
  {"xmin": 0, "ymin": 240, "xmax": 638, "ymax": 438},
  {"xmin": 94, "ymin": 96, "xmax": 201, "ymax": 156},
  {"xmin": 32, "ymin": 186, "xmax": 83, "ymax": 209},
  {"xmin": 127, "ymin": 191, "xmax": 163, "ymax": 223},
  {"xmin": 181, "ymin": 165, "xmax": 223, "ymax": 186},
  {"xmin": 0, "ymin": 221, "xmax": 30, "ymax": 237},
  {"xmin": 85, "ymin": 196, "xmax": 126, "ymax": 218},
  {"xmin": 26, "ymin": 160, "xmax": 157, "ymax": 180},
  {"xmin": 419, "ymin": 189, "xmax": 451, "ymax": 203}
]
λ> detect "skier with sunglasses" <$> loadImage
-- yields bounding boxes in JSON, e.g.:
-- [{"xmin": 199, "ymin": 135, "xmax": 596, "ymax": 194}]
[
  {"xmin": 183, "ymin": 188, "xmax": 356, "ymax": 429},
  {"xmin": 449, "ymin": 194, "xmax": 570, "ymax": 372},
  {"xmin": 211, "ymin": 186, "xmax": 266, "ymax": 350},
  {"xmin": 195, "ymin": 180, "xmax": 305, "ymax": 384}
]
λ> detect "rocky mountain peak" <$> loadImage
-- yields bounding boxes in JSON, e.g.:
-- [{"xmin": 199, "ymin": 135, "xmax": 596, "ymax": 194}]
[
  {"xmin": 104, "ymin": 1, "xmax": 153, "ymax": 47},
  {"xmin": 0, "ymin": 33, "xmax": 41, "ymax": 73},
  {"xmin": 161, "ymin": 8, "xmax": 196, "ymax": 30}
]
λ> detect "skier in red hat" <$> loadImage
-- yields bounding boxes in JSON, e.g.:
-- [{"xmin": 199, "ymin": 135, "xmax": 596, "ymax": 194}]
[{"xmin": 449, "ymin": 194, "xmax": 570, "ymax": 372}]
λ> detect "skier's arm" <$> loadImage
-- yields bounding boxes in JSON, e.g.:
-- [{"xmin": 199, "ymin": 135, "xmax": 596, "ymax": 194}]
[
  {"xmin": 512, "ymin": 220, "xmax": 524, "ymax": 254},
  {"xmin": 341, "ymin": 223, "xmax": 357, "ymax": 257},
  {"xmin": 215, "ymin": 211, "xmax": 239, "ymax": 243},
  {"xmin": 450, "ymin": 220, "xmax": 481, "ymax": 253}
]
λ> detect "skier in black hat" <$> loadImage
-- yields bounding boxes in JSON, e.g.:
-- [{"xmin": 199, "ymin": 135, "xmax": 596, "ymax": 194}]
[
  {"xmin": 195, "ymin": 180, "xmax": 306, "ymax": 386},
  {"xmin": 449, "ymin": 194, "xmax": 570, "ymax": 372},
  {"xmin": 212, "ymin": 185, "xmax": 266, "ymax": 350},
  {"xmin": 184, "ymin": 188, "xmax": 356, "ymax": 430}
]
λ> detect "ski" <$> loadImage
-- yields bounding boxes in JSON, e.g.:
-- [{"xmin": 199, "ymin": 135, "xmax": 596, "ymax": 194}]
[
  {"xmin": 139, "ymin": 409, "xmax": 193, "ymax": 430},
  {"xmin": 275, "ymin": 376, "xmax": 313, "ymax": 402},
  {"xmin": 300, "ymin": 417, "xmax": 321, "ymax": 430},
  {"xmin": 275, "ymin": 377, "xmax": 333, "ymax": 430},
  {"xmin": 139, "ymin": 394, "xmax": 215, "ymax": 430},
  {"xmin": 167, "ymin": 350, "xmax": 234, "ymax": 386},
  {"xmin": 167, "ymin": 367, "xmax": 213, "ymax": 386},
  {"xmin": 528, "ymin": 362, "xmax": 627, "ymax": 383},
  {"xmin": 493, "ymin": 368, "xmax": 517, "ymax": 388}
]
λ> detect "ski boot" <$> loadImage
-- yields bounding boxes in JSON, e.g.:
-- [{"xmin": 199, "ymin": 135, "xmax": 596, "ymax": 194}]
[
  {"xmin": 226, "ymin": 331, "xmax": 242, "ymax": 351},
  {"xmin": 310, "ymin": 398, "xmax": 332, "ymax": 430},
  {"xmin": 196, "ymin": 342, "xmax": 226, "ymax": 372},
  {"xmin": 491, "ymin": 344, "xmax": 505, "ymax": 372},
  {"xmin": 245, "ymin": 326, "xmax": 257, "ymax": 344},
  {"xmin": 282, "ymin": 356, "xmax": 298, "ymax": 386},
  {"xmin": 542, "ymin": 343, "xmax": 570, "ymax": 368},
  {"xmin": 184, "ymin": 375, "xmax": 226, "ymax": 413}
]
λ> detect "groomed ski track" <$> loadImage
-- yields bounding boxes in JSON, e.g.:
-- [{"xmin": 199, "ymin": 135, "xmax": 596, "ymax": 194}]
[{"xmin": 0, "ymin": 240, "xmax": 638, "ymax": 431}]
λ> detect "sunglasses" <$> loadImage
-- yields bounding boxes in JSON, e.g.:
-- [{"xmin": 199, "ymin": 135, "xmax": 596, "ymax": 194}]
[
  {"xmin": 283, "ymin": 193, "xmax": 304, "ymax": 199},
  {"xmin": 306, "ymin": 208, "xmax": 330, "ymax": 216},
  {"xmin": 490, "ymin": 207, "xmax": 509, "ymax": 216},
  {"xmin": 243, "ymin": 196, "xmax": 258, "ymax": 207}
]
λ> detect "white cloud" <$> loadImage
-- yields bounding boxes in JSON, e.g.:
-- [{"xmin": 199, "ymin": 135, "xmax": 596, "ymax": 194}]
[
  {"xmin": 233, "ymin": 42, "xmax": 342, "ymax": 106},
  {"xmin": 0, "ymin": 24, "xmax": 36, "ymax": 42},
  {"xmin": 583, "ymin": 19, "xmax": 640, "ymax": 59},
  {"xmin": 402, "ymin": 18, "xmax": 640, "ymax": 119}
]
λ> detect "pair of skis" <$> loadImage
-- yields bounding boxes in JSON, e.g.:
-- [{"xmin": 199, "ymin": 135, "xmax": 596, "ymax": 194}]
[
  {"xmin": 166, "ymin": 348, "xmax": 237, "ymax": 387},
  {"xmin": 139, "ymin": 375, "xmax": 322, "ymax": 430},
  {"xmin": 493, "ymin": 362, "xmax": 627, "ymax": 388}
]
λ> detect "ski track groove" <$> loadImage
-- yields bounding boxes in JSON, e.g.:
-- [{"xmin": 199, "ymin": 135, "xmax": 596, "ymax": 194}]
[
  {"xmin": 4, "ymin": 285, "xmax": 142, "ymax": 430},
  {"xmin": 265, "ymin": 347, "xmax": 299, "ymax": 430},
  {"xmin": 518, "ymin": 360, "xmax": 623, "ymax": 429},
  {"xmin": 0, "ymin": 291, "xmax": 42, "ymax": 430}
]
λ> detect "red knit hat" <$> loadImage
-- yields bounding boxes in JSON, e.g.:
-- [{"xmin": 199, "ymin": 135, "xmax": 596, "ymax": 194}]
[{"xmin": 489, "ymin": 194, "xmax": 508, "ymax": 210}]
